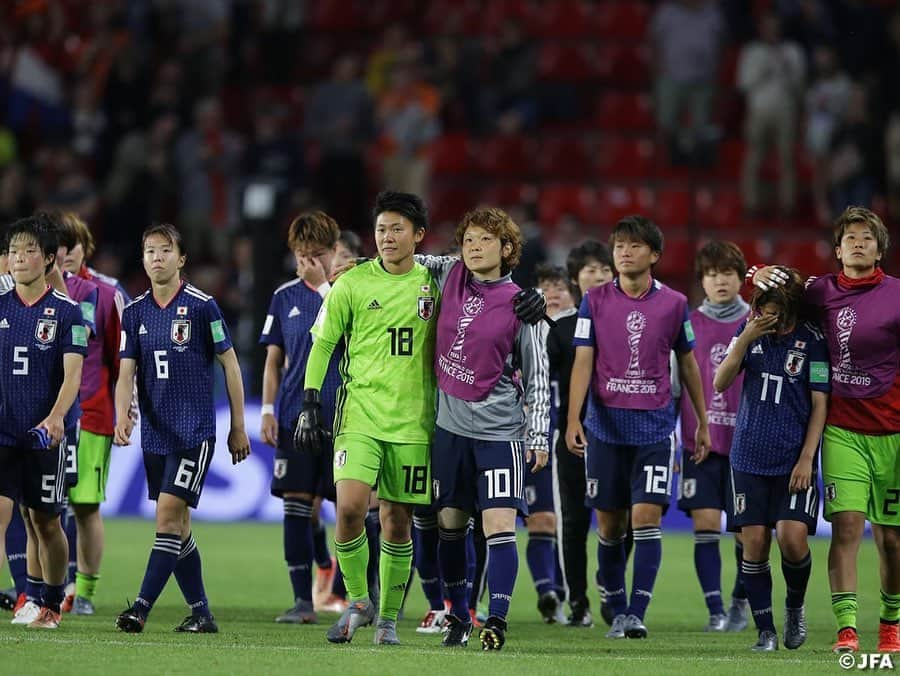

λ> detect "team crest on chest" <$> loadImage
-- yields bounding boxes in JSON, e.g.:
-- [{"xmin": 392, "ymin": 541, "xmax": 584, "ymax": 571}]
[
  {"xmin": 171, "ymin": 319, "xmax": 191, "ymax": 345},
  {"xmin": 734, "ymin": 493, "xmax": 746, "ymax": 514},
  {"xmin": 784, "ymin": 349, "xmax": 805, "ymax": 377},
  {"xmin": 418, "ymin": 296, "xmax": 435, "ymax": 321},
  {"xmin": 176, "ymin": 306, "xmax": 188, "ymax": 316},
  {"xmin": 35, "ymin": 318, "xmax": 57, "ymax": 344}
]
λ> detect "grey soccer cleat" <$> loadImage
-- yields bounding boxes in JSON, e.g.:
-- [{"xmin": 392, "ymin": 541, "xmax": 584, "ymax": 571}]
[
  {"xmin": 605, "ymin": 614, "xmax": 627, "ymax": 639},
  {"xmin": 725, "ymin": 597, "xmax": 749, "ymax": 632},
  {"xmin": 751, "ymin": 630, "xmax": 779, "ymax": 651},
  {"xmin": 326, "ymin": 599, "xmax": 375, "ymax": 644},
  {"xmin": 71, "ymin": 596, "xmax": 95, "ymax": 616},
  {"xmin": 275, "ymin": 600, "xmax": 317, "ymax": 624},
  {"xmin": 623, "ymin": 614, "xmax": 648, "ymax": 639},
  {"xmin": 373, "ymin": 618, "xmax": 401, "ymax": 645},
  {"xmin": 783, "ymin": 606, "xmax": 807, "ymax": 650},
  {"xmin": 705, "ymin": 613, "xmax": 727, "ymax": 632}
]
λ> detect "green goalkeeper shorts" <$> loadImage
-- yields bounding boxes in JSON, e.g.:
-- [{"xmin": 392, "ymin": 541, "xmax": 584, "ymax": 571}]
[
  {"xmin": 68, "ymin": 430, "xmax": 113, "ymax": 505},
  {"xmin": 333, "ymin": 432, "xmax": 431, "ymax": 505},
  {"xmin": 822, "ymin": 425, "xmax": 900, "ymax": 526}
]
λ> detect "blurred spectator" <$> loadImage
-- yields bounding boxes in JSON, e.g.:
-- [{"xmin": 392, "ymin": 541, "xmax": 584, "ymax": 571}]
[
  {"xmin": 71, "ymin": 79, "xmax": 108, "ymax": 163},
  {"xmin": 805, "ymin": 46, "xmax": 851, "ymax": 223},
  {"xmin": 366, "ymin": 24, "xmax": 410, "ymax": 98},
  {"xmin": 424, "ymin": 22, "xmax": 482, "ymax": 133},
  {"xmin": 333, "ymin": 229, "xmax": 366, "ymax": 268},
  {"xmin": 481, "ymin": 19, "xmax": 537, "ymax": 135},
  {"xmin": 828, "ymin": 84, "xmax": 878, "ymax": 217},
  {"xmin": 877, "ymin": 10, "xmax": 900, "ymax": 119},
  {"xmin": 176, "ymin": 0, "xmax": 231, "ymax": 97},
  {"xmin": 650, "ymin": 0, "xmax": 725, "ymax": 164},
  {"xmin": 174, "ymin": 97, "xmax": 243, "ymax": 257},
  {"xmin": 885, "ymin": 112, "xmax": 900, "ymax": 221},
  {"xmin": 777, "ymin": 0, "xmax": 836, "ymax": 57},
  {"xmin": 0, "ymin": 163, "xmax": 34, "ymax": 224},
  {"xmin": 245, "ymin": 103, "xmax": 305, "ymax": 203},
  {"xmin": 737, "ymin": 11, "xmax": 805, "ymax": 216},
  {"xmin": 43, "ymin": 145, "xmax": 99, "ymax": 223},
  {"xmin": 376, "ymin": 52, "xmax": 441, "ymax": 198},
  {"xmin": 305, "ymin": 55, "xmax": 373, "ymax": 232}
]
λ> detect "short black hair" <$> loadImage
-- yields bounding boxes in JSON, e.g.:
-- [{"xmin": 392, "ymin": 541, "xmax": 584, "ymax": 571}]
[
  {"xmin": 566, "ymin": 240, "xmax": 613, "ymax": 281},
  {"xmin": 535, "ymin": 263, "xmax": 569, "ymax": 286},
  {"xmin": 338, "ymin": 230, "xmax": 365, "ymax": 257},
  {"xmin": 373, "ymin": 190, "xmax": 428, "ymax": 232},
  {"xmin": 141, "ymin": 223, "xmax": 186, "ymax": 256},
  {"xmin": 6, "ymin": 214, "xmax": 60, "ymax": 273},
  {"xmin": 610, "ymin": 215, "xmax": 664, "ymax": 255},
  {"xmin": 36, "ymin": 209, "xmax": 78, "ymax": 250}
]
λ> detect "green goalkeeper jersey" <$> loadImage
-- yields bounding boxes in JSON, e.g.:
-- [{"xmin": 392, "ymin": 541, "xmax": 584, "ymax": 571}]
[{"xmin": 305, "ymin": 259, "xmax": 439, "ymax": 444}]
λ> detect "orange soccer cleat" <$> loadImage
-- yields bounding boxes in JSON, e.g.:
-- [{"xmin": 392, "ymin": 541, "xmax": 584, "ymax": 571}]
[
  {"xmin": 877, "ymin": 622, "xmax": 900, "ymax": 653},
  {"xmin": 832, "ymin": 627, "xmax": 860, "ymax": 653},
  {"xmin": 27, "ymin": 607, "xmax": 61, "ymax": 629}
]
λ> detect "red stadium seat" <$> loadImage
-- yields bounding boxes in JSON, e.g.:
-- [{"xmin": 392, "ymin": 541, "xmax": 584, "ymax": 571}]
[
  {"xmin": 595, "ymin": 44, "xmax": 651, "ymax": 87},
  {"xmin": 537, "ymin": 42, "xmax": 596, "ymax": 82},
  {"xmin": 308, "ymin": 0, "xmax": 364, "ymax": 31},
  {"xmin": 536, "ymin": 136, "xmax": 594, "ymax": 179},
  {"xmin": 428, "ymin": 133, "xmax": 474, "ymax": 176},
  {"xmin": 775, "ymin": 236, "xmax": 834, "ymax": 276},
  {"xmin": 479, "ymin": 182, "xmax": 537, "ymax": 209},
  {"xmin": 593, "ymin": 185, "xmax": 654, "ymax": 226},
  {"xmin": 594, "ymin": 1, "xmax": 650, "ymax": 40},
  {"xmin": 716, "ymin": 139, "xmax": 746, "ymax": 180},
  {"xmin": 473, "ymin": 135, "xmax": 537, "ymax": 177},
  {"xmin": 654, "ymin": 186, "xmax": 692, "ymax": 227},
  {"xmin": 596, "ymin": 137, "xmax": 657, "ymax": 179},
  {"xmin": 654, "ymin": 231, "xmax": 696, "ymax": 278},
  {"xmin": 694, "ymin": 187, "xmax": 743, "ymax": 230},
  {"xmin": 423, "ymin": 0, "xmax": 481, "ymax": 34},
  {"xmin": 530, "ymin": 0, "xmax": 596, "ymax": 38},
  {"xmin": 538, "ymin": 184, "xmax": 596, "ymax": 226},
  {"xmin": 429, "ymin": 182, "xmax": 476, "ymax": 225},
  {"xmin": 594, "ymin": 92, "xmax": 655, "ymax": 132}
]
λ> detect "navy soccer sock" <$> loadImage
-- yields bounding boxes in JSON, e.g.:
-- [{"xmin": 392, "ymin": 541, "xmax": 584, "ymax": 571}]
[
  {"xmin": 781, "ymin": 551, "xmax": 812, "ymax": 609},
  {"xmin": 6, "ymin": 510, "xmax": 28, "ymax": 594},
  {"xmin": 25, "ymin": 575, "xmax": 44, "ymax": 605},
  {"xmin": 597, "ymin": 534, "xmax": 627, "ymax": 616},
  {"xmin": 413, "ymin": 515, "xmax": 443, "ymax": 611},
  {"xmin": 466, "ymin": 522, "xmax": 476, "ymax": 601},
  {"xmin": 365, "ymin": 507, "xmax": 381, "ymax": 596},
  {"xmin": 628, "ymin": 527, "xmax": 662, "ymax": 620},
  {"xmin": 283, "ymin": 498, "xmax": 314, "ymax": 604},
  {"xmin": 64, "ymin": 505, "xmax": 77, "ymax": 586},
  {"xmin": 43, "ymin": 583, "xmax": 65, "ymax": 613},
  {"xmin": 694, "ymin": 530, "xmax": 725, "ymax": 615},
  {"xmin": 526, "ymin": 532, "xmax": 557, "ymax": 597},
  {"xmin": 732, "ymin": 540, "xmax": 747, "ymax": 600},
  {"xmin": 174, "ymin": 533, "xmax": 211, "ymax": 617},
  {"xmin": 742, "ymin": 559, "xmax": 775, "ymax": 633},
  {"xmin": 486, "ymin": 532, "xmax": 518, "ymax": 621},
  {"xmin": 439, "ymin": 527, "xmax": 469, "ymax": 620},
  {"xmin": 313, "ymin": 521, "xmax": 332, "ymax": 569},
  {"xmin": 331, "ymin": 561, "xmax": 347, "ymax": 598},
  {"xmin": 134, "ymin": 533, "xmax": 181, "ymax": 619}
]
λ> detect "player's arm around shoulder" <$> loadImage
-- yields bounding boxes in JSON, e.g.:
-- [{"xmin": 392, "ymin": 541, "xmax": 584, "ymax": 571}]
[
  {"xmin": 518, "ymin": 321, "xmax": 550, "ymax": 472},
  {"xmin": 414, "ymin": 253, "xmax": 458, "ymax": 289}
]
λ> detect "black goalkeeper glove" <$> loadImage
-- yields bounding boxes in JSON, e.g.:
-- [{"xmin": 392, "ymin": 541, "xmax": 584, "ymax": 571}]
[
  {"xmin": 512, "ymin": 287, "xmax": 552, "ymax": 326},
  {"xmin": 293, "ymin": 389, "xmax": 330, "ymax": 454}
]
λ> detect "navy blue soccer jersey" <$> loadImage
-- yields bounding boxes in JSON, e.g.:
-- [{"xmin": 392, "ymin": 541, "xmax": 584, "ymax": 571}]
[
  {"xmin": 729, "ymin": 321, "xmax": 831, "ymax": 476},
  {"xmin": 259, "ymin": 279, "xmax": 342, "ymax": 428},
  {"xmin": 119, "ymin": 282, "xmax": 233, "ymax": 455},
  {"xmin": 0, "ymin": 286, "xmax": 88, "ymax": 446}
]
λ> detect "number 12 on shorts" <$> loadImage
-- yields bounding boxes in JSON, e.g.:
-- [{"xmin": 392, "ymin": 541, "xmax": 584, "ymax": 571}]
[{"xmin": 643, "ymin": 465, "xmax": 669, "ymax": 495}]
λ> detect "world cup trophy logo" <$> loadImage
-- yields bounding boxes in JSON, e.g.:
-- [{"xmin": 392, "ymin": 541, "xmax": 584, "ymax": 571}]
[
  {"xmin": 835, "ymin": 306, "xmax": 856, "ymax": 371},
  {"xmin": 709, "ymin": 343, "xmax": 729, "ymax": 410},
  {"xmin": 449, "ymin": 294, "xmax": 484, "ymax": 361},
  {"xmin": 625, "ymin": 311, "xmax": 646, "ymax": 378}
]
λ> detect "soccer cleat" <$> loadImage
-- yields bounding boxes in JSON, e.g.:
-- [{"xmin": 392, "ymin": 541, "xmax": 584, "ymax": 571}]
[
  {"xmin": 553, "ymin": 603, "xmax": 570, "ymax": 625},
  {"xmin": 877, "ymin": 623, "xmax": 900, "ymax": 653},
  {"xmin": 479, "ymin": 616, "xmax": 507, "ymax": 651},
  {"xmin": 725, "ymin": 597, "xmax": 749, "ymax": 632},
  {"xmin": 11, "ymin": 600, "xmax": 41, "ymax": 625},
  {"xmin": 27, "ymin": 607, "xmax": 61, "ymax": 629},
  {"xmin": 567, "ymin": 599, "xmax": 593, "ymax": 628},
  {"xmin": 320, "ymin": 594, "xmax": 349, "ymax": 614},
  {"xmin": 174, "ymin": 614, "xmax": 219, "ymax": 633},
  {"xmin": 469, "ymin": 608, "xmax": 482, "ymax": 628},
  {"xmin": 415, "ymin": 607, "xmax": 448, "ymax": 634},
  {"xmin": 537, "ymin": 591, "xmax": 561, "ymax": 624},
  {"xmin": 275, "ymin": 600, "xmax": 317, "ymax": 624},
  {"xmin": 476, "ymin": 604, "xmax": 488, "ymax": 624},
  {"xmin": 705, "ymin": 613, "xmax": 727, "ymax": 632},
  {"xmin": 71, "ymin": 596, "xmax": 95, "ymax": 616},
  {"xmin": 623, "ymin": 614, "xmax": 648, "ymax": 639},
  {"xmin": 751, "ymin": 630, "xmax": 779, "ymax": 651},
  {"xmin": 373, "ymin": 618, "xmax": 400, "ymax": 645},
  {"xmin": 783, "ymin": 606, "xmax": 807, "ymax": 649},
  {"xmin": 12, "ymin": 592, "xmax": 26, "ymax": 614},
  {"xmin": 832, "ymin": 627, "xmax": 860, "ymax": 653},
  {"xmin": 314, "ymin": 559, "xmax": 336, "ymax": 609},
  {"xmin": 326, "ymin": 599, "xmax": 375, "ymax": 644},
  {"xmin": 605, "ymin": 614, "xmax": 627, "ymax": 639},
  {"xmin": 0, "ymin": 588, "xmax": 17, "ymax": 611},
  {"xmin": 115, "ymin": 607, "xmax": 145, "ymax": 633},
  {"xmin": 599, "ymin": 600, "xmax": 615, "ymax": 626},
  {"xmin": 61, "ymin": 593, "xmax": 75, "ymax": 613},
  {"xmin": 442, "ymin": 614, "xmax": 472, "ymax": 648}
]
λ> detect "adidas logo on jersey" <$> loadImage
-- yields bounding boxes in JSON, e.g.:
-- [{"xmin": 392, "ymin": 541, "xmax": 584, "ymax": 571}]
[
  {"xmin": 751, "ymin": 344, "xmax": 763, "ymax": 354},
  {"xmin": 367, "ymin": 300, "xmax": 382, "ymax": 310},
  {"xmin": 288, "ymin": 306, "xmax": 301, "ymax": 318},
  {"xmin": 139, "ymin": 324, "xmax": 148, "ymax": 335},
  {"xmin": 0, "ymin": 318, "xmax": 7, "ymax": 328}
]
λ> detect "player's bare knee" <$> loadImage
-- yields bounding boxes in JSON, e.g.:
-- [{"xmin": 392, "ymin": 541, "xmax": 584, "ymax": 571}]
[
  {"xmin": 597, "ymin": 510, "xmax": 627, "ymax": 540},
  {"xmin": 482, "ymin": 508, "xmax": 516, "ymax": 537},
  {"xmin": 631, "ymin": 503, "xmax": 662, "ymax": 529},
  {"xmin": 874, "ymin": 525, "xmax": 900, "ymax": 559},
  {"xmin": 740, "ymin": 529, "xmax": 770, "ymax": 560},
  {"xmin": 380, "ymin": 501, "xmax": 412, "ymax": 543},
  {"xmin": 30, "ymin": 511, "xmax": 62, "ymax": 539},
  {"xmin": 437, "ymin": 507, "xmax": 469, "ymax": 531},
  {"xmin": 526, "ymin": 511, "xmax": 555, "ymax": 533}
]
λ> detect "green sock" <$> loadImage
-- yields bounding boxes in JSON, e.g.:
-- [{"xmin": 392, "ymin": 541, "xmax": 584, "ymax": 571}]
[
  {"xmin": 832, "ymin": 592, "xmax": 858, "ymax": 630},
  {"xmin": 881, "ymin": 590, "xmax": 900, "ymax": 624},
  {"xmin": 378, "ymin": 540, "xmax": 413, "ymax": 621},
  {"xmin": 74, "ymin": 572, "xmax": 100, "ymax": 600},
  {"xmin": 335, "ymin": 531, "xmax": 369, "ymax": 603}
]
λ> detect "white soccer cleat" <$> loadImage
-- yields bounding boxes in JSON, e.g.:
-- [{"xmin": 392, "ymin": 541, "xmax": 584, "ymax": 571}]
[
  {"xmin": 415, "ymin": 607, "xmax": 448, "ymax": 634},
  {"xmin": 11, "ymin": 601, "xmax": 41, "ymax": 625}
]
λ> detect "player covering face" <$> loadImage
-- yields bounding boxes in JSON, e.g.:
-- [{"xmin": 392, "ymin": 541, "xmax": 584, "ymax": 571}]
[{"xmin": 113, "ymin": 224, "xmax": 250, "ymax": 634}]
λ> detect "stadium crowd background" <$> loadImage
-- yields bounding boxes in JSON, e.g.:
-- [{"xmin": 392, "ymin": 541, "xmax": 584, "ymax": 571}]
[{"xmin": 2, "ymin": 0, "xmax": 899, "ymax": 392}]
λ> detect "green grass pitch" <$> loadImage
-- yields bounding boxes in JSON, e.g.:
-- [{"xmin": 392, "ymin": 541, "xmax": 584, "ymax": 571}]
[{"xmin": 0, "ymin": 520, "xmax": 886, "ymax": 675}]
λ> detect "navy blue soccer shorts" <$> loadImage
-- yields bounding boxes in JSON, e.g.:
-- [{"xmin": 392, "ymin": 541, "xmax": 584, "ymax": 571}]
[
  {"xmin": 143, "ymin": 437, "xmax": 215, "ymax": 509},
  {"xmin": 270, "ymin": 426, "xmax": 336, "ymax": 501},
  {"xmin": 584, "ymin": 429, "xmax": 675, "ymax": 511},
  {"xmin": 431, "ymin": 426, "xmax": 528, "ymax": 515},
  {"xmin": 728, "ymin": 467, "xmax": 819, "ymax": 535},
  {"xmin": 524, "ymin": 451, "xmax": 555, "ymax": 514},
  {"xmin": 0, "ymin": 444, "xmax": 67, "ymax": 514},
  {"xmin": 64, "ymin": 424, "xmax": 79, "ymax": 489},
  {"xmin": 677, "ymin": 450, "xmax": 730, "ymax": 514}
]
